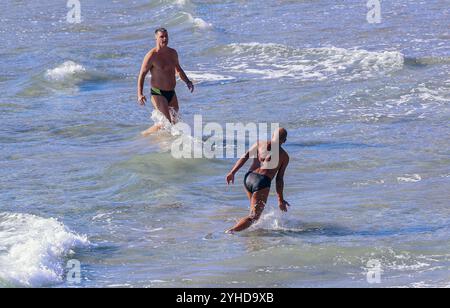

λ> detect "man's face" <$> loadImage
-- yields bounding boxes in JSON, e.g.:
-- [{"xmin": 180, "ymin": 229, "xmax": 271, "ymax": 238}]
[{"xmin": 156, "ymin": 31, "xmax": 169, "ymax": 47}]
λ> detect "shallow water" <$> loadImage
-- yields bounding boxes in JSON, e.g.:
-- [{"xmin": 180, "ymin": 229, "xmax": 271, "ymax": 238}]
[{"xmin": 0, "ymin": 0, "xmax": 449, "ymax": 287}]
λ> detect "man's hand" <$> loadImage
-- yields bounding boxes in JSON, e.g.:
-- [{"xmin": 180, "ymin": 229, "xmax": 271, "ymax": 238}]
[
  {"xmin": 226, "ymin": 173, "xmax": 235, "ymax": 185},
  {"xmin": 138, "ymin": 95, "xmax": 147, "ymax": 106},
  {"xmin": 278, "ymin": 200, "xmax": 291, "ymax": 212},
  {"xmin": 187, "ymin": 80, "xmax": 194, "ymax": 93}
]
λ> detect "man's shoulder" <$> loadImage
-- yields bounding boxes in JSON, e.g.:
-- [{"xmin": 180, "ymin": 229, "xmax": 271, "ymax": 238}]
[
  {"xmin": 168, "ymin": 47, "xmax": 178, "ymax": 55},
  {"xmin": 146, "ymin": 48, "xmax": 157, "ymax": 57}
]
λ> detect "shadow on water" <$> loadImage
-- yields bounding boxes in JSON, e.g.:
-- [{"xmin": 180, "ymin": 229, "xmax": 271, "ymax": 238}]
[
  {"xmin": 243, "ymin": 221, "xmax": 445, "ymax": 238},
  {"xmin": 76, "ymin": 242, "xmax": 122, "ymax": 259},
  {"xmin": 287, "ymin": 141, "xmax": 383, "ymax": 150},
  {"xmin": 199, "ymin": 137, "xmax": 378, "ymax": 153},
  {"xmin": 404, "ymin": 56, "xmax": 450, "ymax": 67}
]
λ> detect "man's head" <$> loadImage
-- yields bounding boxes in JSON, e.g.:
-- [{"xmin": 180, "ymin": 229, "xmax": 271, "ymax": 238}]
[
  {"xmin": 155, "ymin": 27, "xmax": 169, "ymax": 47},
  {"xmin": 272, "ymin": 128, "xmax": 288, "ymax": 145}
]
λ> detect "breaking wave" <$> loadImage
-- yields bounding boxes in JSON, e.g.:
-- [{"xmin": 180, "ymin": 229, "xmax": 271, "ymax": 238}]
[
  {"xmin": 207, "ymin": 43, "xmax": 404, "ymax": 81},
  {"xmin": 0, "ymin": 212, "xmax": 89, "ymax": 287}
]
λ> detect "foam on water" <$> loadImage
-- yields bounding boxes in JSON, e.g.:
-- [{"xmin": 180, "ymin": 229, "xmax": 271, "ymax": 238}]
[
  {"xmin": 168, "ymin": 12, "xmax": 213, "ymax": 31},
  {"xmin": 212, "ymin": 43, "xmax": 404, "ymax": 81},
  {"xmin": 413, "ymin": 84, "xmax": 450, "ymax": 103},
  {"xmin": 358, "ymin": 249, "xmax": 450, "ymax": 281},
  {"xmin": 150, "ymin": 109, "xmax": 182, "ymax": 133},
  {"xmin": 397, "ymin": 174, "xmax": 422, "ymax": 183},
  {"xmin": 148, "ymin": 109, "xmax": 236, "ymax": 157},
  {"xmin": 174, "ymin": 0, "xmax": 189, "ymax": 7},
  {"xmin": 186, "ymin": 71, "xmax": 235, "ymax": 84},
  {"xmin": 251, "ymin": 207, "xmax": 290, "ymax": 232},
  {"xmin": 45, "ymin": 61, "xmax": 86, "ymax": 82},
  {"xmin": 18, "ymin": 61, "xmax": 116, "ymax": 97},
  {"xmin": 149, "ymin": 109, "xmax": 203, "ymax": 149},
  {"xmin": 186, "ymin": 13, "xmax": 213, "ymax": 30},
  {"xmin": 0, "ymin": 212, "xmax": 89, "ymax": 287},
  {"xmin": 193, "ymin": 19, "xmax": 213, "ymax": 31}
]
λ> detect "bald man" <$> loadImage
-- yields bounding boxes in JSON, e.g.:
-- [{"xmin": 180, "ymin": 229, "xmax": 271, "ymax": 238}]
[{"xmin": 225, "ymin": 128, "xmax": 291, "ymax": 233}]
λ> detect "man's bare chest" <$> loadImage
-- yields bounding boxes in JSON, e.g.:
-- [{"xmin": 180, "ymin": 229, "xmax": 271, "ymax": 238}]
[{"xmin": 153, "ymin": 54, "xmax": 175, "ymax": 71}]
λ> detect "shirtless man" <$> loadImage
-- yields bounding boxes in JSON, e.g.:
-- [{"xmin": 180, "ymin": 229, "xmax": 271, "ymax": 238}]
[
  {"xmin": 137, "ymin": 28, "xmax": 194, "ymax": 136},
  {"xmin": 225, "ymin": 128, "xmax": 291, "ymax": 233}
]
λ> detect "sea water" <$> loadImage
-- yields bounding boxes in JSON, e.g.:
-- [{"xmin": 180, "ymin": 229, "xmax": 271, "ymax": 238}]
[{"xmin": 0, "ymin": 0, "xmax": 449, "ymax": 287}]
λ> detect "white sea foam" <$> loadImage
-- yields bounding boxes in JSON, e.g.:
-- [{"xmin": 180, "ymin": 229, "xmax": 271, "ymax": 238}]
[
  {"xmin": 154, "ymin": 110, "xmax": 207, "ymax": 145},
  {"xmin": 383, "ymin": 250, "xmax": 437, "ymax": 273},
  {"xmin": 186, "ymin": 13, "xmax": 213, "ymax": 30},
  {"xmin": 414, "ymin": 84, "xmax": 450, "ymax": 103},
  {"xmin": 45, "ymin": 61, "xmax": 86, "ymax": 81},
  {"xmin": 185, "ymin": 71, "xmax": 235, "ymax": 84},
  {"xmin": 251, "ymin": 207, "xmax": 285, "ymax": 231},
  {"xmin": 397, "ymin": 174, "xmax": 422, "ymax": 183},
  {"xmin": 0, "ymin": 212, "xmax": 89, "ymax": 287},
  {"xmin": 148, "ymin": 227, "xmax": 164, "ymax": 233},
  {"xmin": 150, "ymin": 109, "xmax": 181, "ymax": 134},
  {"xmin": 167, "ymin": 11, "xmax": 213, "ymax": 31},
  {"xmin": 353, "ymin": 179, "xmax": 385, "ymax": 187},
  {"xmin": 343, "ymin": 79, "xmax": 449, "ymax": 122},
  {"xmin": 174, "ymin": 0, "xmax": 189, "ymax": 7},
  {"xmin": 215, "ymin": 43, "xmax": 404, "ymax": 81}
]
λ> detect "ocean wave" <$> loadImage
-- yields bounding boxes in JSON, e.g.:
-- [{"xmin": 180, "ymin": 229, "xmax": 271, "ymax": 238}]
[
  {"xmin": 412, "ymin": 83, "xmax": 450, "ymax": 103},
  {"xmin": 185, "ymin": 71, "xmax": 235, "ymax": 84},
  {"xmin": 189, "ymin": 14, "xmax": 213, "ymax": 30},
  {"xmin": 0, "ymin": 212, "xmax": 89, "ymax": 287},
  {"xmin": 18, "ymin": 61, "xmax": 117, "ymax": 97},
  {"xmin": 377, "ymin": 82, "xmax": 449, "ymax": 121},
  {"xmin": 45, "ymin": 61, "xmax": 115, "ymax": 85},
  {"xmin": 174, "ymin": 0, "xmax": 190, "ymax": 7},
  {"xmin": 207, "ymin": 43, "xmax": 404, "ymax": 81},
  {"xmin": 45, "ymin": 61, "xmax": 87, "ymax": 81},
  {"xmin": 336, "ymin": 79, "xmax": 449, "ymax": 123},
  {"xmin": 167, "ymin": 12, "xmax": 213, "ymax": 30}
]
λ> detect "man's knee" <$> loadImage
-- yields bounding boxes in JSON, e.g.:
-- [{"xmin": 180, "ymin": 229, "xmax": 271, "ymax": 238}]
[
  {"xmin": 249, "ymin": 202, "xmax": 265, "ymax": 222},
  {"xmin": 169, "ymin": 102, "xmax": 179, "ymax": 112}
]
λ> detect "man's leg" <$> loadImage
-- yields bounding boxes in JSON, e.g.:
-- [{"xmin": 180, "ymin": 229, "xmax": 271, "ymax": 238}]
[
  {"xmin": 168, "ymin": 93, "xmax": 180, "ymax": 123},
  {"xmin": 226, "ymin": 188, "xmax": 270, "ymax": 233},
  {"xmin": 244, "ymin": 185, "xmax": 252, "ymax": 201},
  {"xmin": 141, "ymin": 95, "xmax": 171, "ymax": 136}
]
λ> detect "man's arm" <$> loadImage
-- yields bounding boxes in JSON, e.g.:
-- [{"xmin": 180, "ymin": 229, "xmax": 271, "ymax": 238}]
[
  {"xmin": 137, "ymin": 51, "xmax": 154, "ymax": 105},
  {"xmin": 226, "ymin": 142, "xmax": 258, "ymax": 184},
  {"xmin": 174, "ymin": 50, "xmax": 194, "ymax": 93},
  {"xmin": 276, "ymin": 154, "xmax": 290, "ymax": 212}
]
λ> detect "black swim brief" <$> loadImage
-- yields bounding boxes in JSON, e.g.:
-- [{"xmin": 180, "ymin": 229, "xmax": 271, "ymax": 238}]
[
  {"xmin": 151, "ymin": 87, "xmax": 176, "ymax": 103},
  {"xmin": 244, "ymin": 171, "xmax": 272, "ymax": 194}
]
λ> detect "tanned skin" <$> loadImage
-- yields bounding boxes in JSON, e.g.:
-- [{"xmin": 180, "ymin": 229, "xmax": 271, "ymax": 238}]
[
  {"xmin": 225, "ymin": 128, "xmax": 291, "ymax": 233},
  {"xmin": 138, "ymin": 29, "xmax": 194, "ymax": 136}
]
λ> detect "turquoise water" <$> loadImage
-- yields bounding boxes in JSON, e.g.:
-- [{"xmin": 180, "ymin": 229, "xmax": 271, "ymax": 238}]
[{"xmin": 0, "ymin": 0, "xmax": 449, "ymax": 287}]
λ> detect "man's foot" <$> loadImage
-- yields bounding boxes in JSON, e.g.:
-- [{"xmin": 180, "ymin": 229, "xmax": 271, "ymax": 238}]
[{"xmin": 141, "ymin": 124, "xmax": 162, "ymax": 137}]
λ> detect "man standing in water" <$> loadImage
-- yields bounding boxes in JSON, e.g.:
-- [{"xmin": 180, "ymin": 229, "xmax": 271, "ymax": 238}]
[
  {"xmin": 225, "ymin": 128, "xmax": 291, "ymax": 233},
  {"xmin": 137, "ymin": 28, "xmax": 194, "ymax": 136}
]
